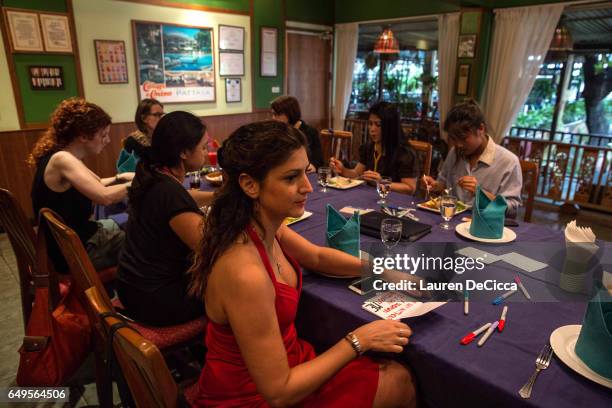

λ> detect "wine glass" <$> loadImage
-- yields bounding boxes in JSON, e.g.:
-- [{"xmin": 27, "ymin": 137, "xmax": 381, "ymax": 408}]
[
  {"xmin": 439, "ymin": 194, "xmax": 457, "ymax": 230},
  {"xmin": 381, "ymin": 218, "xmax": 402, "ymax": 255},
  {"xmin": 376, "ymin": 177, "xmax": 392, "ymax": 205},
  {"xmin": 318, "ymin": 166, "xmax": 331, "ymax": 192}
]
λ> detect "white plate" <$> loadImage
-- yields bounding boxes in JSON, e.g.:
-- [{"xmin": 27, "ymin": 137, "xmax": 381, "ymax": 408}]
[
  {"xmin": 455, "ymin": 221, "xmax": 516, "ymax": 243},
  {"xmin": 284, "ymin": 211, "xmax": 312, "ymax": 226},
  {"xmin": 204, "ymin": 173, "xmax": 223, "ymax": 186},
  {"xmin": 326, "ymin": 177, "xmax": 365, "ymax": 190},
  {"xmin": 550, "ymin": 325, "xmax": 612, "ymax": 389},
  {"xmin": 316, "ymin": 250, "xmax": 371, "ymax": 279},
  {"xmin": 417, "ymin": 200, "xmax": 471, "ymax": 215}
]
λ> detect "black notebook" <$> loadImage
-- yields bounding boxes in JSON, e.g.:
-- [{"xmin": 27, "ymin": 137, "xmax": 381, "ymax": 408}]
[{"xmin": 360, "ymin": 211, "xmax": 432, "ymax": 242}]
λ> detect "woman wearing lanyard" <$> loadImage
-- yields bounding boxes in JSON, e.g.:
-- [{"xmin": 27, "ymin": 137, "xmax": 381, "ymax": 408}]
[{"xmin": 330, "ymin": 102, "xmax": 418, "ymax": 194}]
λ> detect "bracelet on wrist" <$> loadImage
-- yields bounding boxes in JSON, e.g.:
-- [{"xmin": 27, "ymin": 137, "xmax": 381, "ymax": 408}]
[{"xmin": 344, "ymin": 332, "xmax": 364, "ymax": 356}]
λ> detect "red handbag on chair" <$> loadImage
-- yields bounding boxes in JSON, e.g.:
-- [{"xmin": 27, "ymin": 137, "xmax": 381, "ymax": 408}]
[{"xmin": 16, "ymin": 221, "xmax": 91, "ymax": 386}]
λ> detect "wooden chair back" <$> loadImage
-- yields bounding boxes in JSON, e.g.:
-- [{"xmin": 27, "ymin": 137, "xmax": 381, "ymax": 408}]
[
  {"xmin": 85, "ymin": 287, "xmax": 180, "ymax": 408},
  {"xmin": 408, "ymin": 140, "xmax": 433, "ymax": 176},
  {"xmin": 39, "ymin": 208, "xmax": 112, "ymax": 311},
  {"xmin": 520, "ymin": 160, "xmax": 538, "ymax": 223},
  {"xmin": 320, "ymin": 129, "xmax": 353, "ymax": 164},
  {"xmin": 0, "ymin": 188, "xmax": 37, "ymax": 326}
]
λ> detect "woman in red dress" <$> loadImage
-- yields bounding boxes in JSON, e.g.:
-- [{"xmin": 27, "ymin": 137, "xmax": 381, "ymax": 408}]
[{"xmin": 190, "ymin": 121, "xmax": 416, "ymax": 407}]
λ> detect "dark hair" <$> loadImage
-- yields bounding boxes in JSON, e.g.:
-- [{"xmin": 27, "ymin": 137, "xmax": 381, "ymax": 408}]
[
  {"xmin": 28, "ymin": 98, "xmax": 111, "ymax": 166},
  {"xmin": 270, "ymin": 95, "xmax": 301, "ymax": 125},
  {"xmin": 189, "ymin": 120, "xmax": 306, "ymax": 296},
  {"xmin": 128, "ymin": 111, "xmax": 206, "ymax": 214},
  {"xmin": 134, "ymin": 98, "xmax": 163, "ymax": 133},
  {"xmin": 368, "ymin": 101, "xmax": 403, "ymax": 175},
  {"xmin": 443, "ymin": 100, "xmax": 487, "ymax": 141}
]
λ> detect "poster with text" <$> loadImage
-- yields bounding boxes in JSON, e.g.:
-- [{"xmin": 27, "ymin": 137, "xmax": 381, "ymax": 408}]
[{"xmin": 133, "ymin": 21, "xmax": 215, "ymax": 103}]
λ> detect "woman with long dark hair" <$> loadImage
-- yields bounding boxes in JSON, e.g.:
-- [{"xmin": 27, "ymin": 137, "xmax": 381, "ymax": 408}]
[
  {"xmin": 117, "ymin": 111, "xmax": 211, "ymax": 326},
  {"xmin": 330, "ymin": 101, "xmax": 418, "ymax": 194},
  {"xmin": 189, "ymin": 120, "xmax": 416, "ymax": 407},
  {"xmin": 30, "ymin": 98, "xmax": 132, "ymax": 273}
]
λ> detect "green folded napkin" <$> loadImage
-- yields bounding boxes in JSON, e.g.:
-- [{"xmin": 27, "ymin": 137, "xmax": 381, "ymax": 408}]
[
  {"xmin": 469, "ymin": 186, "xmax": 507, "ymax": 239},
  {"xmin": 326, "ymin": 204, "xmax": 360, "ymax": 257},
  {"xmin": 116, "ymin": 149, "xmax": 138, "ymax": 173},
  {"xmin": 575, "ymin": 282, "xmax": 612, "ymax": 379}
]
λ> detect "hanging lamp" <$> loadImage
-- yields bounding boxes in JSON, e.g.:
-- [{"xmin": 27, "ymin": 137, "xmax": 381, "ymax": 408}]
[{"xmin": 373, "ymin": 26, "xmax": 400, "ymax": 54}]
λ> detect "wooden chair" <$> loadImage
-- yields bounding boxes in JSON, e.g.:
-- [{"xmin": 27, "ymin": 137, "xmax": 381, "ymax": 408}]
[
  {"xmin": 320, "ymin": 129, "xmax": 353, "ymax": 164},
  {"xmin": 520, "ymin": 160, "xmax": 538, "ymax": 223},
  {"xmin": 85, "ymin": 287, "xmax": 198, "ymax": 408},
  {"xmin": 408, "ymin": 140, "xmax": 433, "ymax": 176},
  {"xmin": 40, "ymin": 208, "xmax": 205, "ymax": 406}
]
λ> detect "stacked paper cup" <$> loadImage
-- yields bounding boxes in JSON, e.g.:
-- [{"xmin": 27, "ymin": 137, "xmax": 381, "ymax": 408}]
[{"xmin": 560, "ymin": 220, "xmax": 597, "ymax": 293}]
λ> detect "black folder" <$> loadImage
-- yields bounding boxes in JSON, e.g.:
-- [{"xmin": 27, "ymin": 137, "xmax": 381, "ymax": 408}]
[{"xmin": 360, "ymin": 211, "xmax": 432, "ymax": 242}]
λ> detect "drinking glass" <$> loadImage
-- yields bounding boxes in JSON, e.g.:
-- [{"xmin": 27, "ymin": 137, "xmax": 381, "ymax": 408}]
[
  {"xmin": 439, "ymin": 194, "xmax": 457, "ymax": 230},
  {"xmin": 381, "ymin": 218, "xmax": 402, "ymax": 254},
  {"xmin": 376, "ymin": 177, "xmax": 392, "ymax": 205},
  {"xmin": 318, "ymin": 166, "xmax": 331, "ymax": 192},
  {"xmin": 189, "ymin": 172, "xmax": 201, "ymax": 190}
]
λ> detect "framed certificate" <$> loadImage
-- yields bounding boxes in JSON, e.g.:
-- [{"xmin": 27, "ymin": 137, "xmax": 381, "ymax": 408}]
[
  {"xmin": 225, "ymin": 78, "xmax": 241, "ymax": 103},
  {"xmin": 3, "ymin": 9, "xmax": 44, "ymax": 52},
  {"xmin": 219, "ymin": 52, "xmax": 244, "ymax": 76},
  {"xmin": 95, "ymin": 40, "xmax": 128, "ymax": 84},
  {"xmin": 219, "ymin": 25, "xmax": 244, "ymax": 51},
  {"xmin": 456, "ymin": 63, "xmax": 471, "ymax": 96},
  {"xmin": 40, "ymin": 13, "xmax": 73, "ymax": 53},
  {"xmin": 260, "ymin": 27, "xmax": 277, "ymax": 77}
]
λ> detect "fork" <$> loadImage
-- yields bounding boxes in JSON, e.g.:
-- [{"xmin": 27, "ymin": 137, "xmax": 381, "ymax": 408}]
[{"xmin": 518, "ymin": 344, "xmax": 553, "ymax": 399}]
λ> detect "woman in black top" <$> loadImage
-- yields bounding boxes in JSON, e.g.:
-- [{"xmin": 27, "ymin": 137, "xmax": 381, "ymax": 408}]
[
  {"xmin": 116, "ymin": 98, "xmax": 164, "ymax": 172},
  {"xmin": 117, "ymin": 111, "xmax": 208, "ymax": 326},
  {"xmin": 271, "ymin": 95, "xmax": 324, "ymax": 171},
  {"xmin": 29, "ymin": 98, "xmax": 133, "ymax": 273},
  {"xmin": 330, "ymin": 102, "xmax": 418, "ymax": 194}
]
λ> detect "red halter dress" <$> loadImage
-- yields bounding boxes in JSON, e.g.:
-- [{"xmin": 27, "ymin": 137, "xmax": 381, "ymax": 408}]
[{"xmin": 193, "ymin": 226, "xmax": 379, "ymax": 407}]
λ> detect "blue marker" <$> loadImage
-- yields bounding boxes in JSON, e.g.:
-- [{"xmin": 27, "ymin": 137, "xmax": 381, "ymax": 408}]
[{"xmin": 492, "ymin": 289, "xmax": 518, "ymax": 305}]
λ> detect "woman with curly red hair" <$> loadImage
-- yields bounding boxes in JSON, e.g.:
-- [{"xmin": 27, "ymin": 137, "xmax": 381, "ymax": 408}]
[{"xmin": 30, "ymin": 98, "xmax": 133, "ymax": 273}]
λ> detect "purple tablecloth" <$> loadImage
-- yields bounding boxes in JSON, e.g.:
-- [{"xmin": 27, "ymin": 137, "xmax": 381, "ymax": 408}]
[{"xmin": 107, "ymin": 174, "xmax": 611, "ymax": 407}]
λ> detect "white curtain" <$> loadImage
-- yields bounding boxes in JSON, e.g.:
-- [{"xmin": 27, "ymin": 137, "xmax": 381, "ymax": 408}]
[
  {"xmin": 332, "ymin": 23, "xmax": 358, "ymax": 130},
  {"xmin": 437, "ymin": 13, "xmax": 460, "ymax": 141},
  {"xmin": 482, "ymin": 4, "xmax": 564, "ymax": 143}
]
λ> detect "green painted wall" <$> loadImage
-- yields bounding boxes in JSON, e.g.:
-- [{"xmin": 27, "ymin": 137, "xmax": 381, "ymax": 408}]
[
  {"xmin": 285, "ymin": 0, "xmax": 333, "ymax": 25},
  {"xmin": 1, "ymin": 0, "xmax": 66, "ymax": 12},
  {"xmin": 253, "ymin": 0, "xmax": 284, "ymax": 110},
  {"xmin": 334, "ymin": 0, "xmax": 457, "ymax": 24}
]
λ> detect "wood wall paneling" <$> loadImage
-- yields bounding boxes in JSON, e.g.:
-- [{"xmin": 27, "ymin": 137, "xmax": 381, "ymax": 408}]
[{"xmin": 0, "ymin": 111, "xmax": 269, "ymax": 220}]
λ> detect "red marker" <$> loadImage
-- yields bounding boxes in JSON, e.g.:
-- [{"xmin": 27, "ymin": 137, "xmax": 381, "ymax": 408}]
[
  {"xmin": 460, "ymin": 323, "xmax": 492, "ymax": 345},
  {"xmin": 498, "ymin": 305, "xmax": 508, "ymax": 332}
]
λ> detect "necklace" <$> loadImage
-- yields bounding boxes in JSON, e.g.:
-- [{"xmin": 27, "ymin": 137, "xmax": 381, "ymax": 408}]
[
  {"xmin": 157, "ymin": 167, "xmax": 183, "ymax": 185},
  {"xmin": 252, "ymin": 225, "xmax": 283, "ymax": 277}
]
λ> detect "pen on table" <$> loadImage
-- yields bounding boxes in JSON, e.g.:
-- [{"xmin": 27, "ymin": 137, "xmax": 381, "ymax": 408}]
[
  {"xmin": 463, "ymin": 289, "xmax": 469, "ymax": 315},
  {"xmin": 477, "ymin": 321, "xmax": 499, "ymax": 347},
  {"xmin": 498, "ymin": 305, "xmax": 508, "ymax": 332},
  {"xmin": 514, "ymin": 275, "xmax": 531, "ymax": 300},
  {"xmin": 492, "ymin": 289, "xmax": 518, "ymax": 305},
  {"xmin": 460, "ymin": 322, "xmax": 491, "ymax": 345}
]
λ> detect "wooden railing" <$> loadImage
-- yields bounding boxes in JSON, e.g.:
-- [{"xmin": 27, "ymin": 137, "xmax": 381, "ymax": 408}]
[{"xmin": 504, "ymin": 127, "xmax": 612, "ymax": 213}]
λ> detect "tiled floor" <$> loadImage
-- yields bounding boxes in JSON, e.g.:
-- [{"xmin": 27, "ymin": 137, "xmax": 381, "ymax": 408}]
[{"xmin": 0, "ymin": 205, "xmax": 610, "ymax": 407}]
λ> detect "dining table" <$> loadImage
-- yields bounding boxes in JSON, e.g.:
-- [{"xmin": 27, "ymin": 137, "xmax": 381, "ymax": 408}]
[{"xmin": 103, "ymin": 172, "xmax": 611, "ymax": 408}]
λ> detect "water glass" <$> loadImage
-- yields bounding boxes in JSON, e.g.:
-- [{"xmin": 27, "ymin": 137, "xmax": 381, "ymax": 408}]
[
  {"xmin": 376, "ymin": 177, "xmax": 392, "ymax": 205},
  {"xmin": 381, "ymin": 218, "xmax": 402, "ymax": 252},
  {"xmin": 189, "ymin": 172, "xmax": 201, "ymax": 189},
  {"xmin": 439, "ymin": 194, "xmax": 457, "ymax": 230},
  {"xmin": 318, "ymin": 166, "xmax": 331, "ymax": 192}
]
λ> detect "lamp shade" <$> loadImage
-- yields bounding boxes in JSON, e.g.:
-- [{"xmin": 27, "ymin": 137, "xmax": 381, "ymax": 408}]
[
  {"xmin": 374, "ymin": 27, "xmax": 399, "ymax": 54},
  {"xmin": 550, "ymin": 23, "xmax": 573, "ymax": 51}
]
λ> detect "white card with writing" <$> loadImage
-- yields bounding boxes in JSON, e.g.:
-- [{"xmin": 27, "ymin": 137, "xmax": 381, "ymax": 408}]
[
  {"xmin": 362, "ymin": 291, "xmax": 445, "ymax": 320},
  {"xmin": 499, "ymin": 252, "xmax": 548, "ymax": 272}
]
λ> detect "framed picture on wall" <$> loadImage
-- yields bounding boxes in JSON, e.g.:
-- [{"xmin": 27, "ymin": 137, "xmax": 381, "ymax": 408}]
[
  {"xmin": 260, "ymin": 27, "xmax": 277, "ymax": 77},
  {"xmin": 219, "ymin": 52, "xmax": 244, "ymax": 76},
  {"xmin": 225, "ymin": 78, "xmax": 241, "ymax": 103},
  {"xmin": 456, "ymin": 63, "xmax": 471, "ymax": 96},
  {"xmin": 457, "ymin": 34, "xmax": 477, "ymax": 58},
  {"xmin": 40, "ymin": 13, "xmax": 73, "ymax": 53},
  {"xmin": 3, "ymin": 9, "xmax": 44, "ymax": 52},
  {"xmin": 219, "ymin": 25, "xmax": 244, "ymax": 51},
  {"xmin": 29, "ymin": 66, "xmax": 64, "ymax": 90},
  {"xmin": 94, "ymin": 40, "xmax": 129, "ymax": 84},
  {"xmin": 132, "ymin": 20, "xmax": 215, "ymax": 103}
]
